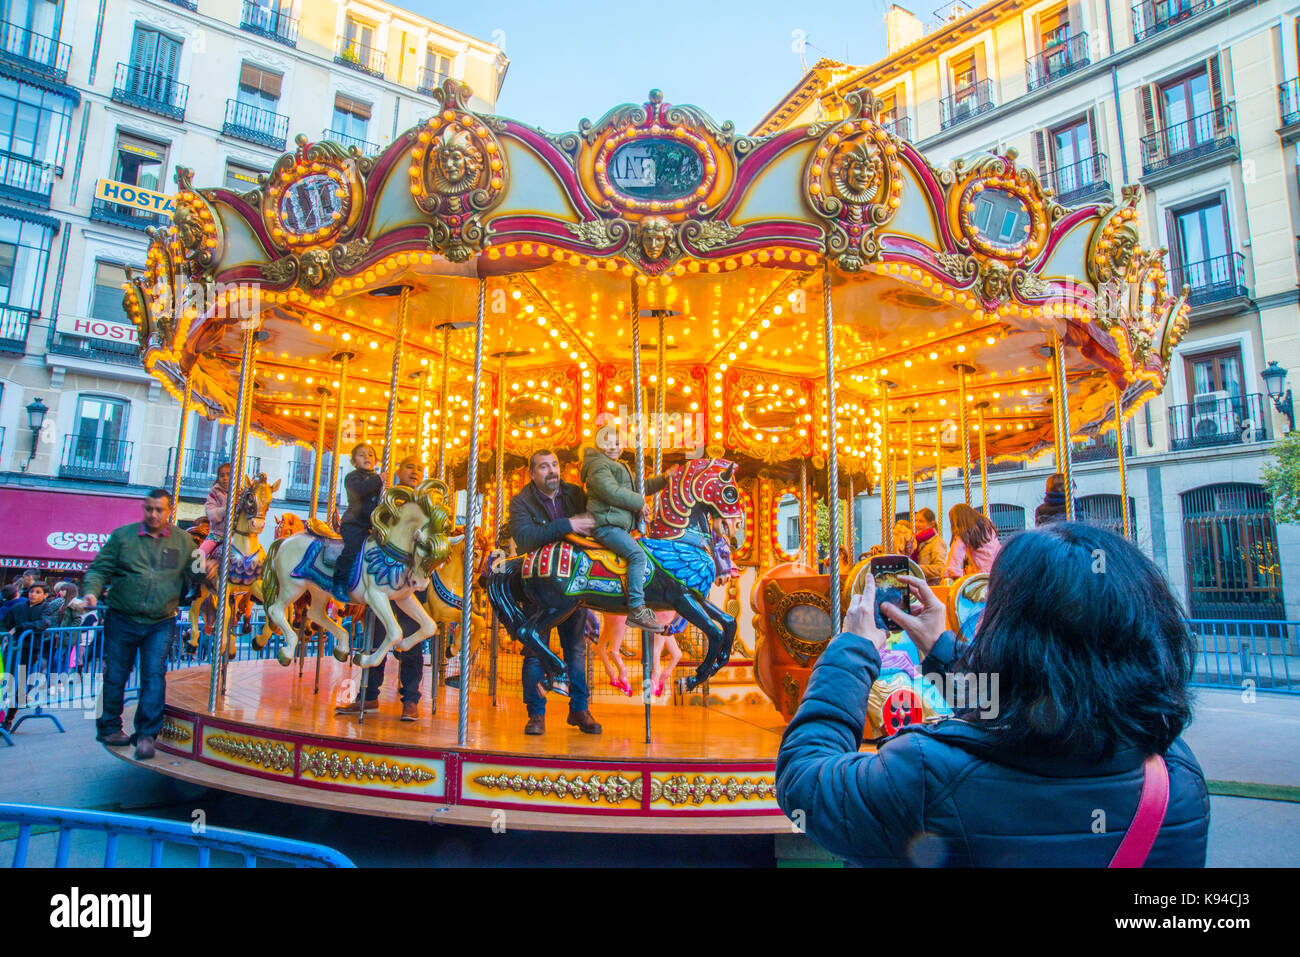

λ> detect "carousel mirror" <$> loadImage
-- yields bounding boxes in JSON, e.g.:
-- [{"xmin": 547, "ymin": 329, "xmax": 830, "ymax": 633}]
[
  {"xmin": 279, "ymin": 174, "xmax": 346, "ymax": 234},
  {"xmin": 608, "ymin": 138, "xmax": 705, "ymax": 200},
  {"xmin": 969, "ymin": 187, "xmax": 1032, "ymax": 251},
  {"xmin": 776, "ymin": 491, "xmax": 801, "ymax": 557},
  {"xmin": 740, "ymin": 394, "xmax": 799, "ymax": 434},
  {"xmin": 783, "ymin": 601, "xmax": 834, "ymax": 644},
  {"xmin": 506, "ymin": 391, "xmax": 562, "ymax": 432}
]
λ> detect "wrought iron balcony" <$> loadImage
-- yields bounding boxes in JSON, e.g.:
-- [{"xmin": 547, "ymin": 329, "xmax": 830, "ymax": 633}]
[
  {"xmin": 1131, "ymin": 0, "xmax": 1213, "ymax": 43},
  {"xmin": 1170, "ymin": 251, "xmax": 1249, "ymax": 307},
  {"xmin": 0, "ymin": 19, "xmax": 71, "ymax": 82},
  {"xmin": 321, "ymin": 128, "xmax": 379, "ymax": 155},
  {"xmin": 0, "ymin": 149, "xmax": 53, "ymax": 207},
  {"xmin": 1139, "ymin": 104, "xmax": 1236, "ymax": 175},
  {"xmin": 940, "ymin": 79, "xmax": 994, "ymax": 130},
  {"xmin": 89, "ymin": 197, "xmax": 168, "ymax": 232},
  {"xmin": 335, "ymin": 35, "xmax": 385, "ymax": 78},
  {"xmin": 223, "ymin": 99, "xmax": 289, "ymax": 150},
  {"xmin": 60, "ymin": 435, "xmax": 133, "ymax": 484},
  {"xmin": 1073, "ymin": 431, "xmax": 1132, "ymax": 463},
  {"xmin": 1168, "ymin": 392, "xmax": 1270, "ymax": 452},
  {"xmin": 239, "ymin": 2, "xmax": 298, "ymax": 46},
  {"xmin": 111, "ymin": 62, "xmax": 187, "ymax": 121},
  {"xmin": 0, "ymin": 305, "xmax": 33, "ymax": 353},
  {"xmin": 165, "ymin": 447, "xmax": 263, "ymax": 498},
  {"xmin": 417, "ymin": 66, "xmax": 452, "ymax": 96},
  {"xmin": 1043, "ymin": 152, "xmax": 1111, "ymax": 205},
  {"xmin": 284, "ymin": 455, "xmax": 335, "ymax": 504},
  {"xmin": 1027, "ymin": 32, "xmax": 1090, "ymax": 91},
  {"xmin": 47, "ymin": 323, "xmax": 140, "ymax": 366},
  {"xmin": 882, "ymin": 113, "xmax": 912, "ymax": 141},
  {"xmin": 1280, "ymin": 78, "xmax": 1300, "ymax": 127}
]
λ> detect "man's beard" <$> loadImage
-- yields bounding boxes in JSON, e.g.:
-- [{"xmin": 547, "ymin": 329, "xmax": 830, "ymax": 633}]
[{"xmin": 541, "ymin": 475, "xmax": 559, "ymax": 493}]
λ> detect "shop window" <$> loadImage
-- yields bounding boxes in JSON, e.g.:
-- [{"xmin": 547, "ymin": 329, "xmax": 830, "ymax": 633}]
[{"xmin": 1181, "ymin": 483, "xmax": 1284, "ymax": 619}]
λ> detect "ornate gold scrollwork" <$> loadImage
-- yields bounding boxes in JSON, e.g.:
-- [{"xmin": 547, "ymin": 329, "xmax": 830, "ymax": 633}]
[
  {"xmin": 803, "ymin": 91, "xmax": 901, "ymax": 271},
  {"xmin": 207, "ymin": 733, "xmax": 293, "ymax": 772},
  {"xmin": 408, "ymin": 80, "xmax": 508, "ymax": 263},
  {"xmin": 654, "ymin": 774, "xmax": 777, "ymax": 805},
  {"xmin": 301, "ymin": 748, "xmax": 438, "ymax": 785},
  {"xmin": 261, "ymin": 135, "xmax": 365, "ymax": 266},
  {"xmin": 159, "ymin": 717, "xmax": 192, "ymax": 745},
  {"xmin": 472, "ymin": 770, "xmax": 639, "ymax": 804},
  {"xmin": 763, "ymin": 584, "xmax": 833, "ymax": 661}
]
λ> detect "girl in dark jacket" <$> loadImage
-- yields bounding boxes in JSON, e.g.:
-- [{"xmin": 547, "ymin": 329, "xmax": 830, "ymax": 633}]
[
  {"xmin": 777, "ymin": 521, "xmax": 1209, "ymax": 866},
  {"xmin": 332, "ymin": 443, "xmax": 384, "ymax": 601},
  {"xmin": 1035, "ymin": 472, "xmax": 1070, "ymax": 526}
]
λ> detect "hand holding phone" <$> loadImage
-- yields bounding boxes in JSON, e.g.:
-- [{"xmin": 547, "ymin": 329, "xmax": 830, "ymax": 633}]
[{"xmin": 866, "ymin": 555, "xmax": 912, "ymax": 633}]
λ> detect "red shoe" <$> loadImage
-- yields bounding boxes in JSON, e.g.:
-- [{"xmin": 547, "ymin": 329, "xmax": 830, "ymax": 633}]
[
  {"xmin": 652, "ymin": 677, "xmax": 665, "ymax": 697},
  {"xmin": 612, "ymin": 677, "xmax": 633, "ymax": 696}
]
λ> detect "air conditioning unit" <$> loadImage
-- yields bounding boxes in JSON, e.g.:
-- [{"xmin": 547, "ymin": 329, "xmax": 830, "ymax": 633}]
[{"xmin": 1191, "ymin": 390, "xmax": 1235, "ymax": 440}]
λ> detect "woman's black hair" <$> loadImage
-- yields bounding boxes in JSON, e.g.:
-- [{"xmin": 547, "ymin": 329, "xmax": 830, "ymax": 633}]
[{"xmin": 954, "ymin": 521, "xmax": 1195, "ymax": 760}]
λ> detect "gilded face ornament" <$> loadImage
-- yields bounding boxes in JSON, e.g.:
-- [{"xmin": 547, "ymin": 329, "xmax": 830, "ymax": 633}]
[
  {"xmin": 833, "ymin": 142, "xmax": 882, "ymax": 204},
  {"xmin": 637, "ymin": 216, "xmax": 673, "ymax": 261},
  {"xmin": 173, "ymin": 203, "xmax": 204, "ymax": 253},
  {"xmin": 1111, "ymin": 229, "xmax": 1138, "ymax": 278},
  {"xmin": 430, "ymin": 128, "xmax": 481, "ymax": 193},
  {"xmin": 980, "ymin": 261, "xmax": 1010, "ymax": 302},
  {"xmin": 299, "ymin": 248, "xmax": 332, "ymax": 289}
]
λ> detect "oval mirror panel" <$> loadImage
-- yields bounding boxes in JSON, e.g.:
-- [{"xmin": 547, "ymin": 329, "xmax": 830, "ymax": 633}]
[
  {"xmin": 969, "ymin": 187, "xmax": 1032, "ymax": 250},
  {"xmin": 608, "ymin": 138, "xmax": 705, "ymax": 200},
  {"xmin": 279, "ymin": 173, "xmax": 346, "ymax": 235}
]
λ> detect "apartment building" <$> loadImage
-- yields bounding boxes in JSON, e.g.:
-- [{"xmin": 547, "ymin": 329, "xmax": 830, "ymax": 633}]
[
  {"xmin": 757, "ymin": 0, "xmax": 1300, "ymax": 620},
  {"xmin": 0, "ymin": 0, "xmax": 505, "ymax": 578}
]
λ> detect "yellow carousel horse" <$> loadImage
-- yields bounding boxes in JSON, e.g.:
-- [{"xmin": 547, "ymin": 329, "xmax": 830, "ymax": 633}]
[
  {"xmin": 260, "ymin": 480, "xmax": 453, "ymax": 667},
  {"xmin": 187, "ymin": 473, "xmax": 279, "ymax": 659}
]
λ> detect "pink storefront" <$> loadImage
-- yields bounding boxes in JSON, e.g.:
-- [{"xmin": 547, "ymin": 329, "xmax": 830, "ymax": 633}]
[{"xmin": 0, "ymin": 488, "xmax": 145, "ymax": 580}]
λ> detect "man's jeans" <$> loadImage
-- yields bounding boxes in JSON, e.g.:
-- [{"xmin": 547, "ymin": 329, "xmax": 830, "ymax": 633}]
[
  {"xmin": 522, "ymin": 609, "xmax": 588, "ymax": 717},
  {"xmin": 98, "ymin": 609, "xmax": 175, "ymax": 743},
  {"xmin": 592, "ymin": 525, "xmax": 648, "ymax": 606}
]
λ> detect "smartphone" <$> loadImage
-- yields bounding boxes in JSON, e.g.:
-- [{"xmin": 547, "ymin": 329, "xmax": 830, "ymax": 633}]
[{"xmin": 868, "ymin": 555, "xmax": 912, "ymax": 632}]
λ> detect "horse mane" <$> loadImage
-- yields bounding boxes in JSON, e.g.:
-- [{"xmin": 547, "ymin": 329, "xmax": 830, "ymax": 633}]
[{"xmin": 372, "ymin": 478, "xmax": 454, "ymax": 570}]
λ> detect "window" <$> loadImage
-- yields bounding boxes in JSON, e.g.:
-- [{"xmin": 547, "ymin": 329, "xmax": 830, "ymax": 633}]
[
  {"xmin": 331, "ymin": 94, "xmax": 370, "ymax": 143},
  {"xmin": 224, "ymin": 160, "xmax": 265, "ymax": 192},
  {"xmin": 1170, "ymin": 197, "xmax": 1232, "ymax": 296},
  {"xmin": 236, "ymin": 62, "xmax": 282, "ymax": 114},
  {"xmin": 89, "ymin": 261, "xmax": 129, "ymax": 325},
  {"xmin": 1185, "ymin": 345, "xmax": 1243, "ymax": 399},
  {"xmin": 3, "ymin": 0, "xmax": 58, "ymax": 39},
  {"xmin": 71, "ymin": 395, "xmax": 129, "ymax": 470},
  {"xmin": 425, "ymin": 47, "xmax": 452, "ymax": 80},
  {"xmin": 987, "ymin": 504, "xmax": 1025, "ymax": 539},
  {"xmin": 0, "ymin": 76, "xmax": 71, "ymax": 168},
  {"xmin": 951, "ymin": 53, "xmax": 976, "ymax": 93},
  {"xmin": 111, "ymin": 131, "xmax": 168, "ymax": 191},
  {"xmin": 1075, "ymin": 494, "xmax": 1136, "ymax": 538},
  {"xmin": 1182, "ymin": 484, "xmax": 1284, "ymax": 619},
  {"xmin": 1050, "ymin": 117, "xmax": 1094, "ymax": 191},
  {"xmin": 191, "ymin": 416, "xmax": 231, "ymax": 457},
  {"xmin": 127, "ymin": 25, "xmax": 182, "ymax": 102},
  {"xmin": 1159, "ymin": 69, "xmax": 1213, "ymax": 152},
  {"xmin": 0, "ymin": 213, "xmax": 50, "ymax": 313},
  {"xmin": 343, "ymin": 15, "xmax": 373, "ymax": 52},
  {"xmin": 1039, "ymin": 5, "xmax": 1070, "ymax": 49}
]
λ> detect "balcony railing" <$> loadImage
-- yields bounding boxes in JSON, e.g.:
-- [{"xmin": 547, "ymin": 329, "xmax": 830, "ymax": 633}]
[
  {"xmin": 335, "ymin": 35, "xmax": 385, "ymax": 78},
  {"xmin": 165, "ymin": 447, "xmax": 263, "ymax": 497},
  {"xmin": 1280, "ymin": 78, "xmax": 1300, "ymax": 127},
  {"xmin": 882, "ymin": 113, "xmax": 912, "ymax": 141},
  {"xmin": 321, "ymin": 128, "xmax": 379, "ymax": 155},
  {"xmin": 1073, "ymin": 431, "xmax": 1132, "ymax": 463},
  {"xmin": 1027, "ymin": 32, "xmax": 1090, "ymax": 91},
  {"xmin": 417, "ymin": 66, "xmax": 452, "ymax": 96},
  {"xmin": 0, "ymin": 19, "xmax": 71, "ymax": 82},
  {"xmin": 1168, "ymin": 392, "xmax": 1271, "ymax": 452},
  {"xmin": 1170, "ymin": 251, "xmax": 1249, "ymax": 307},
  {"xmin": 60, "ymin": 435, "xmax": 133, "ymax": 484},
  {"xmin": 1132, "ymin": 0, "xmax": 1213, "ymax": 43},
  {"xmin": 284, "ymin": 455, "xmax": 335, "ymax": 504},
  {"xmin": 89, "ymin": 196, "xmax": 168, "ymax": 232},
  {"xmin": 240, "ymin": 2, "xmax": 298, "ymax": 46},
  {"xmin": 223, "ymin": 99, "xmax": 289, "ymax": 150},
  {"xmin": 162, "ymin": 0, "xmax": 198, "ymax": 9},
  {"xmin": 111, "ymin": 62, "xmax": 187, "ymax": 121},
  {"xmin": 1044, "ymin": 152, "xmax": 1111, "ymax": 205},
  {"xmin": 47, "ymin": 326, "xmax": 140, "ymax": 366},
  {"xmin": 1139, "ymin": 104, "xmax": 1235, "ymax": 175},
  {"xmin": 940, "ymin": 79, "xmax": 994, "ymax": 130},
  {"xmin": 0, "ymin": 149, "xmax": 53, "ymax": 207},
  {"xmin": 0, "ymin": 304, "xmax": 33, "ymax": 352}
]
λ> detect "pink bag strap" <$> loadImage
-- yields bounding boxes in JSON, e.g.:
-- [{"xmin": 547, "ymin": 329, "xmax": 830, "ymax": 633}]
[{"xmin": 1110, "ymin": 754, "xmax": 1170, "ymax": 868}]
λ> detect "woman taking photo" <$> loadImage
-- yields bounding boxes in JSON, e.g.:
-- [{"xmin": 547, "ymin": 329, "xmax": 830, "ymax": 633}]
[
  {"xmin": 776, "ymin": 522, "xmax": 1209, "ymax": 866},
  {"xmin": 944, "ymin": 503, "xmax": 1001, "ymax": 578}
]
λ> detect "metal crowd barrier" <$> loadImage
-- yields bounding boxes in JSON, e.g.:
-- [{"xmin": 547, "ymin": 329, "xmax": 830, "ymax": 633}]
[
  {"xmin": 1188, "ymin": 618, "xmax": 1300, "ymax": 694},
  {"xmin": 0, "ymin": 802, "xmax": 355, "ymax": 867}
]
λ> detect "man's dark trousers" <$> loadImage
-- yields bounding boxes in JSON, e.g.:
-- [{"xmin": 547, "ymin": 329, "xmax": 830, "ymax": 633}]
[
  {"xmin": 521, "ymin": 609, "xmax": 589, "ymax": 717},
  {"xmin": 97, "ymin": 609, "xmax": 175, "ymax": 743},
  {"xmin": 358, "ymin": 596, "xmax": 425, "ymax": 704}
]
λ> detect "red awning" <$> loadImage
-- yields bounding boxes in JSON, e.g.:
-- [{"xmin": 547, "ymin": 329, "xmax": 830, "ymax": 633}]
[{"xmin": 0, "ymin": 488, "xmax": 146, "ymax": 571}]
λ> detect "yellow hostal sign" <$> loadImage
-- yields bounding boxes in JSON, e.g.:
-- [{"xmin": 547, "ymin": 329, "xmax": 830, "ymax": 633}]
[{"xmin": 94, "ymin": 178, "xmax": 175, "ymax": 217}]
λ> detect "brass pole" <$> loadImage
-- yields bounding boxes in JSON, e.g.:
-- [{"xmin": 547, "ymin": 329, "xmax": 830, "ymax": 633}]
[
  {"xmin": 458, "ymin": 280, "xmax": 487, "ymax": 747},
  {"xmin": 1114, "ymin": 383, "xmax": 1131, "ymax": 539},
  {"xmin": 934, "ymin": 428, "xmax": 944, "ymax": 543},
  {"xmin": 879, "ymin": 392, "xmax": 891, "ymax": 550},
  {"xmin": 326, "ymin": 352, "xmax": 352, "ymax": 525},
  {"xmin": 905, "ymin": 409, "xmax": 915, "ymax": 523},
  {"xmin": 309, "ymin": 387, "xmax": 329, "ymax": 522},
  {"xmin": 976, "ymin": 402, "xmax": 989, "ymax": 516},
  {"xmin": 1052, "ymin": 331, "xmax": 1076, "ymax": 521},
  {"xmin": 209, "ymin": 328, "xmax": 257, "ymax": 709},
  {"xmin": 846, "ymin": 475, "xmax": 855, "ymax": 561},
  {"xmin": 800, "ymin": 457, "xmax": 810, "ymax": 566},
  {"xmin": 414, "ymin": 370, "xmax": 427, "ymax": 471},
  {"xmin": 822, "ymin": 267, "xmax": 841, "ymax": 624},
  {"xmin": 956, "ymin": 364, "xmax": 973, "ymax": 506},
  {"xmin": 631, "ymin": 283, "xmax": 651, "ymax": 742},
  {"xmin": 437, "ymin": 324, "xmax": 451, "ymax": 482},
  {"xmin": 490, "ymin": 354, "xmax": 506, "ymax": 705},
  {"xmin": 380, "ymin": 287, "xmax": 410, "ymax": 475},
  {"xmin": 169, "ymin": 369, "xmax": 192, "ymax": 525}
]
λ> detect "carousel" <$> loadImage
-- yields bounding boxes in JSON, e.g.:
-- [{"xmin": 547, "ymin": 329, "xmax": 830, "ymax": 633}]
[{"xmin": 117, "ymin": 83, "xmax": 1187, "ymax": 833}]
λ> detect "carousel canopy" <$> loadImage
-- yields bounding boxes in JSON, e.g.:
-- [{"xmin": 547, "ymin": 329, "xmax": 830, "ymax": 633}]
[{"xmin": 126, "ymin": 83, "xmax": 1187, "ymax": 486}]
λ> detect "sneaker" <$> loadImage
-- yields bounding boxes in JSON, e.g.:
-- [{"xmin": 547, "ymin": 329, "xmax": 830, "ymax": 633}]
[
  {"xmin": 625, "ymin": 605, "xmax": 666, "ymax": 633},
  {"xmin": 334, "ymin": 698, "xmax": 379, "ymax": 714},
  {"xmin": 400, "ymin": 702, "xmax": 419, "ymax": 722}
]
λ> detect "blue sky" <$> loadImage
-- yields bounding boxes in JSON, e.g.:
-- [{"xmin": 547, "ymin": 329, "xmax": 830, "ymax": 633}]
[{"xmin": 406, "ymin": 0, "xmax": 898, "ymax": 133}]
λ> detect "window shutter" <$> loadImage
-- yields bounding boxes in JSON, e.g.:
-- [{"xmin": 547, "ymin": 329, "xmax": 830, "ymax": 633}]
[
  {"xmin": 1033, "ymin": 129, "xmax": 1048, "ymax": 182},
  {"xmin": 130, "ymin": 27, "xmax": 154, "ymax": 72},
  {"xmin": 1088, "ymin": 110, "xmax": 1100, "ymax": 158},
  {"xmin": 240, "ymin": 63, "xmax": 282, "ymax": 98},
  {"xmin": 156, "ymin": 34, "xmax": 180, "ymax": 80},
  {"xmin": 1165, "ymin": 208, "xmax": 1182, "ymax": 272},
  {"xmin": 1208, "ymin": 55, "xmax": 1223, "ymax": 117},
  {"xmin": 334, "ymin": 94, "xmax": 372, "ymax": 120},
  {"xmin": 1140, "ymin": 85, "xmax": 1156, "ymax": 137}
]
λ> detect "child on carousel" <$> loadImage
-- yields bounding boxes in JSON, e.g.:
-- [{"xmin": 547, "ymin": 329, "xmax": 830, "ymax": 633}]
[
  {"xmin": 580, "ymin": 424, "xmax": 669, "ymax": 634},
  {"xmin": 332, "ymin": 442, "xmax": 384, "ymax": 601},
  {"xmin": 198, "ymin": 461, "xmax": 232, "ymax": 565}
]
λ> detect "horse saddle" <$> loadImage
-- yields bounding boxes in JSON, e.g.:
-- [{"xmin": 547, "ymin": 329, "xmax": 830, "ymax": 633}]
[
  {"xmin": 563, "ymin": 531, "xmax": 643, "ymax": 575},
  {"xmin": 306, "ymin": 517, "xmax": 341, "ymax": 540},
  {"xmin": 292, "ymin": 538, "xmax": 359, "ymax": 599}
]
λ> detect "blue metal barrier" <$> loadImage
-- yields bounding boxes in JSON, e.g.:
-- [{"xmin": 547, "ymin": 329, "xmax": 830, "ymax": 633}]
[
  {"xmin": 1188, "ymin": 618, "xmax": 1300, "ymax": 694},
  {"xmin": 0, "ymin": 803, "xmax": 355, "ymax": 867}
]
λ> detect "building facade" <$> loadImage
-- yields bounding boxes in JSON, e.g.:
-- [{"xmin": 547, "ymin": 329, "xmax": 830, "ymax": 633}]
[
  {"xmin": 0, "ymin": 0, "xmax": 505, "ymax": 577},
  {"xmin": 757, "ymin": 0, "xmax": 1300, "ymax": 620}
]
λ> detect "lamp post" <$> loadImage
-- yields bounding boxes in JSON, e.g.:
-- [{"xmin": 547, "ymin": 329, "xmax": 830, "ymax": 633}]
[
  {"xmin": 1262, "ymin": 361, "xmax": 1295, "ymax": 434},
  {"xmin": 23, "ymin": 397, "xmax": 47, "ymax": 471}
]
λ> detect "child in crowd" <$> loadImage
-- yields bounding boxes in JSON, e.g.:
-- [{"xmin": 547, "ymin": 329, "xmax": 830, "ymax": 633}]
[
  {"xmin": 198, "ymin": 462, "xmax": 232, "ymax": 564},
  {"xmin": 944, "ymin": 503, "xmax": 1002, "ymax": 578},
  {"xmin": 332, "ymin": 443, "xmax": 384, "ymax": 601},
  {"xmin": 580, "ymin": 426, "xmax": 669, "ymax": 633}
]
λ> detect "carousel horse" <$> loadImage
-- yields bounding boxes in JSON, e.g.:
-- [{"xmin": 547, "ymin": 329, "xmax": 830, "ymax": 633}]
[
  {"xmin": 260, "ymin": 479, "xmax": 453, "ymax": 668},
  {"xmin": 422, "ymin": 525, "xmax": 493, "ymax": 670},
  {"xmin": 487, "ymin": 457, "xmax": 745, "ymax": 694},
  {"xmin": 186, "ymin": 473, "xmax": 279, "ymax": 658}
]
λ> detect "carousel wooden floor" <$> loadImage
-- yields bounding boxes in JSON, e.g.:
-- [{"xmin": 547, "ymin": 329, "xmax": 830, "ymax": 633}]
[{"xmin": 166, "ymin": 660, "xmax": 791, "ymax": 763}]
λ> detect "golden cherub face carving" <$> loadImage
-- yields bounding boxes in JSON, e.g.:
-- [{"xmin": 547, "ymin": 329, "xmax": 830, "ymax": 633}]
[
  {"xmin": 981, "ymin": 261, "xmax": 1010, "ymax": 302},
  {"xmin": 638, "ymin": 216, "xmax": 673, "ymax": 260},
  {"xmin": 833, "ymin": 142, "xmax": 882, "ymax": 204},
  {"xmin": 1111, "ymin": 229, "xmax": 1138, "ymax": 277},
  {"xmin": 431, "ymin": 128, "xmax": 481, "ymax": 193}
]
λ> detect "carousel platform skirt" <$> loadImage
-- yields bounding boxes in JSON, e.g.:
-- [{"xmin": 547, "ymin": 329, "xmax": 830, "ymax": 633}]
[{"xmin": 114, "ymin": 660, "xmax": 798, "ymax": 834}]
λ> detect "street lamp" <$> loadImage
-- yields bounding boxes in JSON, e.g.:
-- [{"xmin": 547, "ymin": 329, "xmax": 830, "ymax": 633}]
[
  {"xmin": 1261, "ymin": 361, "xmax": 1295, "ymax": 434},
  {"xmin": 22, "ymin": 397, "xmax": 47, "ymax": 471}
]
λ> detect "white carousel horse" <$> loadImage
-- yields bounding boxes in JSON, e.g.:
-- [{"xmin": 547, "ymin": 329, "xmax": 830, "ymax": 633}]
[
  {"xmin": 422, "ymin": 525, "xmax": 493, "ymax": 677},
  {"xmin": 259, "ymin": 480, "xmax": 453, "ymax": 668}
]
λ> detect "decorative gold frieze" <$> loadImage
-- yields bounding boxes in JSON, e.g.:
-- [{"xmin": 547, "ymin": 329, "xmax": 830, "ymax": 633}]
[
  {"xmin": 206, "ymin": 733, "xmax": 293, "ymax": 773},
  {"xmin": 158, "ymin": 718, "xmax": 192, "ymax": 745},
  {"xmin": 472, "ymin": 770, "xmax": 638, "ymax": 805},
  {"xmin": 652, "ymin": 774, "xmax": 777, "ymax": 806},
  {"xmin": 300, "ymin": 747, "xmax": 438, "ymax": 786}
]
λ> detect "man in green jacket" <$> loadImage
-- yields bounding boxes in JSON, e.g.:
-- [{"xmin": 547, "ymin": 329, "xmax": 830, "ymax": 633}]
[{"xmin": 83, "ymin": 488, "xmax": 192, "ymax": 760}]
